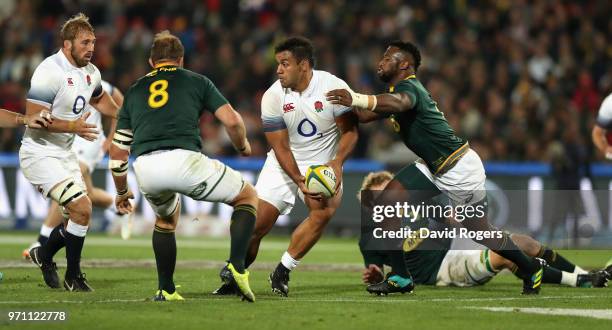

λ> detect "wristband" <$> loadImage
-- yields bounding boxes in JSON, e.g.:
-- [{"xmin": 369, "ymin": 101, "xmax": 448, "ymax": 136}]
[
  {"xmin": 117, "ymin": 188, "xmax": 128, "ymax": 196},
  {"xmin": 349, "ymin": 90, "xmax": 377, "ymax": 111},
  {"xmin": 68, "ymin": 120, "xmax": 76, "ymax": 132}
]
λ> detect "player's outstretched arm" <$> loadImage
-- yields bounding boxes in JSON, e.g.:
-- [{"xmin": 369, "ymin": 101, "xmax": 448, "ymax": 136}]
[
  {"xmin": 26, "ymin": 101, "xmax": 99, "ymax": 140},
  {"xmin": 327, "ymin": 112, "xmax": 358, "ymax": 191},
  {"xmin": 327, "ymin": 89, "xmax": 413, "ymax": 114},
  {"xmin": 0, "ymin": 108, "xmax": 52, "ymax": 128},
  {"xmin": 592, "ymin": 125, "xmax": 612, "ymax": 159},
  {"xmin": 214, "ymin": 104, "xmax": 251, "ymax": 156}
]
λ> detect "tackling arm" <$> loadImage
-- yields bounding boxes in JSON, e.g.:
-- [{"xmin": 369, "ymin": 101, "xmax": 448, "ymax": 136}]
[
  {"xmin": 214, "ymin": 104, "xmax": 251, "ymax": 156},
  {"xmin": 326, "ymin": 89, "xmax": 413, "ymax": 115}
]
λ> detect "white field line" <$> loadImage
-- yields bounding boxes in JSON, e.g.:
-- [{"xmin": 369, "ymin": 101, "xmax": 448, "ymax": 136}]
[
  {"xmin": 0, "ymin": 259, "xmax": 364, "ymax": 271},
  {"xmin": 0, "ymin": 295, "xmax": 605, "ymax": 305},
  {"xmin": 469, "ymin": 307, "xmax": 612, "ymax": 320},
  {"xmin": 0, "ymin": 236, "xmax": 355, "ymax": 251}
]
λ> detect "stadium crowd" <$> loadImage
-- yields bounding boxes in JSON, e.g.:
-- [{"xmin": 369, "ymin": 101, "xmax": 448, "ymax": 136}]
[{"xmin": 0, "ymin": 0, "xmax": 610, "ymax": 165}]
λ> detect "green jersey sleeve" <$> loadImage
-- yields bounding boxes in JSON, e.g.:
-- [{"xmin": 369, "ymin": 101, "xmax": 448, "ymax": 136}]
[
  {"xmin": 201, "ymin": 76, "xmax": 229, "ymax": 113},
  {"xmin": 393, "ymin": 80, "xmax": 418, "ymax": 109},
  {"xmin": 116, "ymin": 89, "xmax": 131, "ymax": 130}
]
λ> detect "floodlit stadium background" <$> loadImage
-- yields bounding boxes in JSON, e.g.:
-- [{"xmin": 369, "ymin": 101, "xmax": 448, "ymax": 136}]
[{"xmin": 0, "ymin": 0, "xmax": 610, "ymax": 246}]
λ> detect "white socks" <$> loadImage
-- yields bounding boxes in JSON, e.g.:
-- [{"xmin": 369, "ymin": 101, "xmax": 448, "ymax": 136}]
[
  {"xmin": 574, "ymin": 266, "xmax": 588, "ymax": 274},
  {"xmin": 281, "ymin": 251, "xmax": 300, "ymax": 271},
  {"xmin": 40, "ymin": 224, "xmax": 54, "ymax": 238},
  {"xmin": 66, "ymin": 220, "xmax": 88, "ymax": 237},
  {"xmin": 561, "ymin": 271, "xmax": 578, "ymax": 287}
]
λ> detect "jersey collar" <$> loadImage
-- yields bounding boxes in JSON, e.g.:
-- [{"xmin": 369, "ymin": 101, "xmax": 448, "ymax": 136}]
[{"xmin": 389, "ymin": 74, "xmax": 416, "ymax": 92}]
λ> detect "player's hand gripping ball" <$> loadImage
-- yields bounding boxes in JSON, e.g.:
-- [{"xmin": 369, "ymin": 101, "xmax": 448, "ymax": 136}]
[{"xmin": 305, "ymin": 165, "xmax": 337, "ymax": 198}]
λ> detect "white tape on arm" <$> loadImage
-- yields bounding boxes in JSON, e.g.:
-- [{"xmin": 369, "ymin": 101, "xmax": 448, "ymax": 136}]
[
  {"xmin": 349, "ymin": 90, "xmax": 377, "ymax": 111},
  {"xmin": 109, "ymin": 159, "xmax": 129, "ymax": 177}
]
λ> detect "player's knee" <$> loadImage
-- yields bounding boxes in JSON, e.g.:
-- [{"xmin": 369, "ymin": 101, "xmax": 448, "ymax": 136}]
[
  {"xmin": 66, "ymin": 196, "xmax": 92, "ymax": 224},
  {"xmin": 232, "ymin": 182, "xmax": 258, "ymax": 208}
]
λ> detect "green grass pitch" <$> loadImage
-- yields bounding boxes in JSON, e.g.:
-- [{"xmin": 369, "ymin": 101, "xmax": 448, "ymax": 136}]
[{"xmin": 0, "ymin": 232, "xmax": 611, "ymax": 329}]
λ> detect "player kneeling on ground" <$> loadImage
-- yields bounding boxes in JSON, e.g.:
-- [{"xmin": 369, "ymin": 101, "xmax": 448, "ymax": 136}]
[
  {"xmin": 109, "ymin": 31, "xmax": 257, "ymax": 302},
  {"xmin": 359, "ymin": 172, "xmax": 610, "ymax": 289}
]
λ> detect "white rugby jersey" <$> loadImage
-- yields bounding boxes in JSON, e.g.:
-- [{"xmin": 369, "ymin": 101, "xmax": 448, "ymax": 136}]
[
  {"xmin": 73, "ymin": 80, "xmax": 114, "ymax": 148},
  {"xmin": 21, "ymin": 50, "xmax": 102, "ymax": 155},
  {"xmin": 261, "ymin": 70, "xmax": 352, "ymax": 164},
  {"xmin": 596, "ymin": 93, "xmax": 612, "ymax": 129}
]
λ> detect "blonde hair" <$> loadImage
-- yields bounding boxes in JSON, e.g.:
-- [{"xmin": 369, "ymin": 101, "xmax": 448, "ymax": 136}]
[
  {"xmin": 357, "ymin": 171, "xmax": 393, "ymax": 200},
  {"xmin": 150, "ymin": 30, "xmax": 184, "ymax": 64},
  {"xmin": 60, "ymin": 13, "xmax": 94, "ymax": 41}
]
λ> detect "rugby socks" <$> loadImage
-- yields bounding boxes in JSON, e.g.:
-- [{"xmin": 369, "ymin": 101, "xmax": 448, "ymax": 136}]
[
  {"xmin": 492, "ymin": 233, "xmax": 539, "ymax": 274},
  {"xmin": 153, "ymin": 225, "xmax": 176, "ymax": 294},
  {"xmin": 41, "ymin": 224, "xmax": 67, "ymax": 263},
  {"xmin": 280, "ymin": 251, "xmax": 300, "ymax": 271},
  {"xmin": 64, "ymin": 220, "xmax": 88, "ymax": 279},
  {"xmin": 561, "ymin": 271, "xmax": 578, "ymax": 287},
  {"xmin": 542, "ymin": 265, "xmax": 562, "ymax": 284},
  {"xmin": 387, "ymin": 250, "xmax": 412, "ymax": 279},
  {"xmin": 38, "ymin": 224, "xmax": 54, "ymax": 246},
  {"xmin": 538, "ymin": 246, "xmax": 585, "ymax": 274},
  {"xmin": 229, "ymin": 205, "xmax": 256, "ymax": 273}
]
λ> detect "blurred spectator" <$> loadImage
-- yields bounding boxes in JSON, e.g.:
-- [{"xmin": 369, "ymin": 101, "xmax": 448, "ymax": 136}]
[{"xmin": 0, "ymin": 0, "xmax": 609, "ymax": 162}]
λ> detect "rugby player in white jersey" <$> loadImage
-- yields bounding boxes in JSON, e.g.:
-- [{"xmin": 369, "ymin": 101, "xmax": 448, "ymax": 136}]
[
  {"xmin": 592, "ymin": 93, "xmax": 612, "ymax": 160},
  {"xmin": 214, "ymin": 37, "xmax": 358, "ymax": 297},
  {"xmin": 22, "ymin": 81, "xmax": 130, "ymax": 260},
  {"xmin": 21, "ymin": 13, "xmax": 120, "ymax": 292}
]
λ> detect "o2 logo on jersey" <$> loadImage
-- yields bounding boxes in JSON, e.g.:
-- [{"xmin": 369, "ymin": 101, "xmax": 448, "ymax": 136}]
[
  {"xmin": 72, "ymin": 95, "xmax": 86, "ymax": 114},
  {"xmin": 298, "ymin": 118, "xmax": 317, "ymax": 137}
]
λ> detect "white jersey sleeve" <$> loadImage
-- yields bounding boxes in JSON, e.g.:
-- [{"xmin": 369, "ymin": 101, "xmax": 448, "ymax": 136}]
[
  {"xmin": 328, "ymin": 75, "xmax": 352, "ymax": 117},
  {"xmin": 596, "ymin": 93, "xmax": 612, "ymax": 129},
  {"xmin": 26, "ymin": 62, "xmax": 63, "ymax": 108},
  {"xmin": 261, "ymin": 84, "xmax": 286, "ymax": 132}
]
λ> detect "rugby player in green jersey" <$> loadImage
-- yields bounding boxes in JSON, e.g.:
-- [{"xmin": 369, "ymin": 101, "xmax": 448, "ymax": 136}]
[
  {"xmin": 109, "ymin": 31, "xmax": 257, "ymax": 302},
  {"xmin": 327, "ymin": 40, "xmax": 544, "ymax": 295},
  {"xmin": 358, "ymin": 172, "xmax": 609, "ymax": 289}
]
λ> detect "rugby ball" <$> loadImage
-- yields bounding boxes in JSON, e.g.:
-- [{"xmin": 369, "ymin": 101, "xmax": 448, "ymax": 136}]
[{"xmin": 305, "ymin": 165, "xmax": 337, "ymax": 198}]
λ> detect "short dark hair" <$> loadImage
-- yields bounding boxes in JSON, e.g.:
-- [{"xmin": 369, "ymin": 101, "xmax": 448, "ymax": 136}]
[
  {"xmin": 150, "ymin": 30, "xmax": 184, "ymax": 64},
  {"xmin": 274, "ymin": 36, "xmax": 315, "ymax": 67},
  {"xmin": 388, "ymin": 40, "xmax": 421, "ymax": 72}
]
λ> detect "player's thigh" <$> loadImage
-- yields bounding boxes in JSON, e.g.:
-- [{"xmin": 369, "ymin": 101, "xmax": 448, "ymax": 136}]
[
  {"xmin": 304, "ymin": 183, "xmax": 343, "ymax": 221},
  {"xmin": 20, "ymin": 151, "xmax": 86, "ymax": 199},
  {"xmin": 434, "ymin": 149, "xmax": 487, "ymax": 205},
  {"xmin": 255, "ymin": 159, "xmax": 298, "ymax": 215}
]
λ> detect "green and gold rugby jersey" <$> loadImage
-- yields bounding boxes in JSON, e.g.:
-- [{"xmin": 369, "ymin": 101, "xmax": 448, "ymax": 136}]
[
  {"xmin": 117, "ymin": 64, "xmax": 228, "ymax": 157},
  {"xmin": 388, "ymin": 75, "xmax": 467, "ymax": 174}
]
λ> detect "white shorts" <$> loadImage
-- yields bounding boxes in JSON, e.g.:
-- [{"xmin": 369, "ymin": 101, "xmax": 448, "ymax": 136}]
[
  {"xmin": 416, "ymin": 148, "xmax": 487, "ymax": 206},
  {"xmin": 133, "ymin": 149, "xmax": 244, "ymax": 217},
  {"xmin": 435, "ymin": 249, "xmax": 496, "ymax": 287},
  {"xmin": 19, "ymin": 149, "xmax": 86, "ymax": 198},
  {"xmin": 255, "ymin": 157, "xmax": 311, "ymax": 215},
  {"xmin": 73, "ymin": 136, "xmax": 104, "ymax": 173}
]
